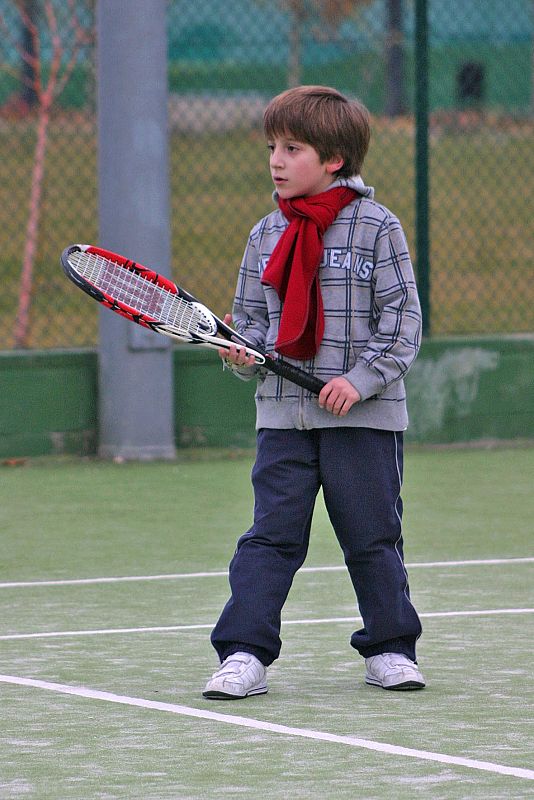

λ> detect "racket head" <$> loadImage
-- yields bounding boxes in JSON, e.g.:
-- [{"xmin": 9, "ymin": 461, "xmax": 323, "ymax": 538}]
[{"xmin": 60, "ymin": 244, "xmax": 217, "ymax": 339}]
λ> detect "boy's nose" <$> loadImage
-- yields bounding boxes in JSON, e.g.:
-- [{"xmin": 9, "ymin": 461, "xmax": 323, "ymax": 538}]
[{"xmin": 270, "ymin": 146, "xmax": 284, "ymax": 167}]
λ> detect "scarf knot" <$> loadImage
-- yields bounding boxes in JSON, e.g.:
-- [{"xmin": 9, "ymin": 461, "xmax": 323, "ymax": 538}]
[{"xmin": 261, "ymin": 186, "xmax": 358, "ymax": 360}]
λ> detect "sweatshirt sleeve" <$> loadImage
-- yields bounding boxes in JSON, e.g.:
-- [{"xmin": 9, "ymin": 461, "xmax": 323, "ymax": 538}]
[
  {"xmin": 223, "ymin": 229, "xmax": 270, "ymax": 382},
  {"xmin": 344, "ymin": 215, "xmax": 422, "ymax": 400}
]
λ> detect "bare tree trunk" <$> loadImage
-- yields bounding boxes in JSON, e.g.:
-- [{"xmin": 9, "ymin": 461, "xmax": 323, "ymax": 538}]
[
  {"xmin": 288, "ymin": 6, "xmax": 304, "ymax": 87},
  {"xmin": 20, "ymin": 0, "xmax": 38, "ymax": 108},
  {"xmin": 14, "ymin": 98, "xmax": 51, "ymax": 347},
  {"xmin": 8, "ymin": 0, "xmax": 90, "ymax": 347}
]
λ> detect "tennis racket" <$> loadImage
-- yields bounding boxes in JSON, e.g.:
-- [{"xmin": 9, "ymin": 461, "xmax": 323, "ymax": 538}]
[{"xmin": 60, "ymin": 244, "xmax": 325, "ymax": 395}]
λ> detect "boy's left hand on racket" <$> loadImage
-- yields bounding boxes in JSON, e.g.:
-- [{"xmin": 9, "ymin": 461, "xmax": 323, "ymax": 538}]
[
  {"xmin": 319, "ymin": 377, "xmax": 361, "ymax": 416},
  {"xmin": 218, "ymin": 315, "xmax": 257, "ymax": 367}
]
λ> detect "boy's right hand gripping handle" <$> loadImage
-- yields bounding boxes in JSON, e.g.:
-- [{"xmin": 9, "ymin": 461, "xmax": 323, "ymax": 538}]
[{"xmin": 265, "ymin": 355, "xmax": 326, "ymax": 395}]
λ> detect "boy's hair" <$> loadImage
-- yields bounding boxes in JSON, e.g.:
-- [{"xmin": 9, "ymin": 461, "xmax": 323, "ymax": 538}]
[{"xmin": 263, "ymin": 85, "xmax": 370, "ymax": 178}]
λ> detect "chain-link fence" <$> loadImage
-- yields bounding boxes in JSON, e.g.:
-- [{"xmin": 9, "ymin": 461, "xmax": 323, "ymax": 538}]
[{"xmin": 0, "ymin": 0, "xmax": 533, "ymax": 349}]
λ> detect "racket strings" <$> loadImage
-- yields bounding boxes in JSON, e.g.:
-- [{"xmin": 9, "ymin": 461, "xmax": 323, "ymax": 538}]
[{"xmin": 69, "ymin": 251, "xmax": 209, "ymax": 334}]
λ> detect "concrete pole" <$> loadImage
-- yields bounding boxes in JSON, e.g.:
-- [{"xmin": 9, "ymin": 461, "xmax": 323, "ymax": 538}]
[{"xmin": 96, "ymin": 0, "xmax": 176, "ymax": 460}]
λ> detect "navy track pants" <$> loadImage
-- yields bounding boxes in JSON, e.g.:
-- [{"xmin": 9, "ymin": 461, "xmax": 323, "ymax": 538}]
[{"xmin": 210, "ymin": 427, "xmax": 422, "ymax": 666}]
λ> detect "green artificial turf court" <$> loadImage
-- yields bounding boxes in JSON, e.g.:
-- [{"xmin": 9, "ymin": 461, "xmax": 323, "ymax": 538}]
[{"xmin": 0, "ymin": 445, "xmax": 533, "ymax": 799}]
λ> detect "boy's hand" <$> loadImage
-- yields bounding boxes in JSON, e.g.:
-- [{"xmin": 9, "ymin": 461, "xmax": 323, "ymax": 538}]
[
  {"xmin": 319, "ymin": 377, "xmax": 361, "ymax": 416},
  {"xmin": 218, "ymin": 314, "xmax": 257, "ymax": 368}
]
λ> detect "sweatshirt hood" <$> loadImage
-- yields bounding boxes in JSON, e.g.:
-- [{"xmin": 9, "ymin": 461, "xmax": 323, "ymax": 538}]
[{"xmin": 272, "ymin": 174, "xmax": 374, "ymax": 204}]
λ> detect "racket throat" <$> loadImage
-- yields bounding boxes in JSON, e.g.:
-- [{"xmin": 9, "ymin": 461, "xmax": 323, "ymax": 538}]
[{"xmin": 190, "ymin": 302, "xmax": 218, "ymax": 336}]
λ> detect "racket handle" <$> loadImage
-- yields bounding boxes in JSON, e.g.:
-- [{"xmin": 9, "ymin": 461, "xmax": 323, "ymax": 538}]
[{"xmin": 265, "ymin": 355, "xmax": 326, "ymax": 395}]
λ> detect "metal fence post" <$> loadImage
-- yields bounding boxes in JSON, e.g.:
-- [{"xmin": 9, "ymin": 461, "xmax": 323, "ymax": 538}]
[
  {"xmin": 414, "ymin": 0, "xmax": 431, "ymax": 336},
  {"xmin": 96, "ymin": 0, "xmax": 176, "ymax": 460}
]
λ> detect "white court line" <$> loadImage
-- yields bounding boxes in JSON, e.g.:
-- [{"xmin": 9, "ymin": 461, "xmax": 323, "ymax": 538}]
[
  {"xmin": 0, "ymin": 557, "xmax": 532, "ymax": 589},
  {"xmin": 0, "ymin": 673, "xmax": 532, "ymax": 781},
  {"xmin": 1, "ymin": 608, "xmax": 532, "ymax": 641}
]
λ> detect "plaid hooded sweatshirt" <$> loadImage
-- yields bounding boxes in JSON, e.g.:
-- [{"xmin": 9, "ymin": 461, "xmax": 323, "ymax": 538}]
[{"xmin": 228, "ymin": 175, "xmax": 422, "ymax": 432}]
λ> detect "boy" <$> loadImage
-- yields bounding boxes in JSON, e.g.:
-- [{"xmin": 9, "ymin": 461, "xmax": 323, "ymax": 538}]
[{"xmin": 203, "ymin": 86, "xmax": 424, "ymax": 699}]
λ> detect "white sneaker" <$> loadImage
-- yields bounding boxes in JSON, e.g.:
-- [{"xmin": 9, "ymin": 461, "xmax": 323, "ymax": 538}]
[
  {"xmin": 203, "ymin": 652, "xmax": 268, "ymax": 700},
  {"xmin": 365, "ymin": 653, "xmax": 425, "ymax": 690}
]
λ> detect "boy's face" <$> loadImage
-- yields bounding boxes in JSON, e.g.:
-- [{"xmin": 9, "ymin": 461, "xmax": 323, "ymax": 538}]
[{"xmin": 267, "ymin": 136, "xmax": 343, "ymax": 199}]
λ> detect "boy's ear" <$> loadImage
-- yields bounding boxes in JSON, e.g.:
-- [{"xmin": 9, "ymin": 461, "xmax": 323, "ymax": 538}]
[{"xmin": 326, "ymin": 156, "xmax": 344, "ymax": 174}]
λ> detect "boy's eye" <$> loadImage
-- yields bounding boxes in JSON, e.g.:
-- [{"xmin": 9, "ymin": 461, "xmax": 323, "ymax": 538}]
[{"xmin": 266, "ymin": 142, "xmax": 300, "ymax": 154}]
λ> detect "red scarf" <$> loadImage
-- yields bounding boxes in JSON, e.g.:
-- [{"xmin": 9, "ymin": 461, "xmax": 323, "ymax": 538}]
[{"xmin": 261, "ymin": 187, "xmax": 358, "ymax": 359}]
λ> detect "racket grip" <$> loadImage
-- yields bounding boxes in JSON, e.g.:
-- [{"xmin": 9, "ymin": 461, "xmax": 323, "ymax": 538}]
[{"xmin": 265, "ymin": 355, "xmax": 326, "ymax": 395}]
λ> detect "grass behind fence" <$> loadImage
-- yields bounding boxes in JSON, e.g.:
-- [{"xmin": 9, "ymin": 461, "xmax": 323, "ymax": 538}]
[{"xmin": 1, "ymin": 116, "xmax": 533, "ymax": 348}]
